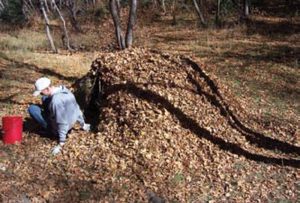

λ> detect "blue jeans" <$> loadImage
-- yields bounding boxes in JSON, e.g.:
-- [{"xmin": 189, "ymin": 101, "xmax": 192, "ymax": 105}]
[{"xmin": 28, "ymin": 96, "xmax": 51, "ymax": 130}]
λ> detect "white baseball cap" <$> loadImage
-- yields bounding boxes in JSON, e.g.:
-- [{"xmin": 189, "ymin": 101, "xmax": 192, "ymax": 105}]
[{"xmin": 33, "ymin": 77, "xmax": 51, "ymax": 96}]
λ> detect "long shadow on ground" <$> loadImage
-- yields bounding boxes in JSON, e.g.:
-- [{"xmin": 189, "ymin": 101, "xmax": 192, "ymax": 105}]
[
  {"xmin": 0, "ymin": 52, "xmax": 77, "ymax": 84},
  {"xmin": 183, "ymin": 58, "xmax": 300, "ymax": 156},
  {"xmin": 245, "ymin": 18, "xmax": 300, "ymax": 36},
  {"xmin": 93, "ymin": 53, "xmax": 300, "ymax": 168},
  {"xmin": 105, "ymin": 82, "xmax": 300, "ymax": 168}
]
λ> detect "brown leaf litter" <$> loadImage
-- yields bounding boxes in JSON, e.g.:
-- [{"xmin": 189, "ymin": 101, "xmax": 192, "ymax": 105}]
[{"xmin": 0, "ymin": 48, "xmax": 299, "ymax": 202}]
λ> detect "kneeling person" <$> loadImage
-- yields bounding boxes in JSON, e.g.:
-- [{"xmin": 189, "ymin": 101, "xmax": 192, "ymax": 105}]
[{"xmin": 28, "ymin": 77, "xmax": 90, "ymax": 155}]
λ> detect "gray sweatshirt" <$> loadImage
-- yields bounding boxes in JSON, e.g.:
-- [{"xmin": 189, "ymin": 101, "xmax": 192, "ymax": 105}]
[{"xmin": 48, "ymin": 86, "xmax": 85, "ymax": 143}]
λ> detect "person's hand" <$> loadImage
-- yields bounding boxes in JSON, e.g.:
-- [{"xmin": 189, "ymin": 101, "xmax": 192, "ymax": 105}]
[
  {"xmin": 82, "ymin": 123, "xmax": 91, "ymax": 132},
  {"xmin": 51, "ymin": 145, "xmax": 62, "ymax": 155}
]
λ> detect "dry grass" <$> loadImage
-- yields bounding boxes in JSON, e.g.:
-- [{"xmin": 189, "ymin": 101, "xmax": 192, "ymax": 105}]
[
  {"xmin": 0, "ymin": 30, "xmax": 47, "ymax": 51},
  {"xmin": 0, "ymin": 32, "xmax": 97, "ymax": 78}
]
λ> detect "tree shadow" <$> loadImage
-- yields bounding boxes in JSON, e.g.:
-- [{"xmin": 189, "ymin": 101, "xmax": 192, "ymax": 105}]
[
  {"xmin": 92, "ymin": 52, "xmax": 300, "ymax": 168},
  {"xmin": 184, "ymin": 60, "xmax": 300, "ymax": 156},
  {"xmin": 245, "ymin": 17, "xmax": 300, "ymax": 36},
  {"xmin": 0, "ymin": 52, "xmax": 77, "ymax": 84},
  {"xmin": 253, "ymin": 1, "xmax": 300, "ymax": 18},
  {"xmin": 51, "ymin": 179, "xmax": 107, "ymax": 202},
  {"xmin": 153, "ymin": 34, "xmax": 199, "ymax": 43},
  {"xmin": 218, "ymin": 44, "xmax": 299, "ymax": 109},
  {"xmin": 46, "ymin": 175, "xmax": 151, "ymax": 202},
  {"xmin": 104, "ymin": 82, "xmax": 299, "ymax": 168},
  {"xmin": 222, "ymin": 44, "xmax": 299, "ymax": 67},
  {"xmin": 9, "ymin": 175, "xmax": 109, "ymax": 202}
]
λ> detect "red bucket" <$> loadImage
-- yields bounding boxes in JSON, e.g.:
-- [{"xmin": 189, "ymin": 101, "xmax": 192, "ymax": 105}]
[{"xmin": 2, "ymin": 115, "xmax": 23, "ymax": 144}]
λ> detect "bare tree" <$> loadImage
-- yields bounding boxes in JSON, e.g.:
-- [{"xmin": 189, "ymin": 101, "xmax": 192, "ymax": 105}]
[
  {"xmin": 28, "ymin": 0, "xmax": 34, "ymax": 8},
  {"xmin": 24, "ymin": 0, "xmax": 35, "ymax": 11},
  {"xmin": 44, "ymin": 0, "xmax": 50, "ymax": 13},
  {"xmin": 116, "ymin": 0, "xmax": 121, "ymax": 15},
  {"xmin": 171, "ymin": 0, "xmax": 177, "ymax": 25},
  {"xmin": 22, "ymin": 0, "xmax": 33, "ymax": 17},
  {"xmin": 110, "ymin": 0, "xmax": 125, "ymax": 49},
  {"xmin": 243, "ymin": 0, "xmax": 250, "ymax": 17},
  {"xmin": 150, "ymin": 0, "xmax": 166, "ymax": 14},
  {"xmin": 160, "ymin": 0, "xmax": 166, "ymax": 13},
  {"xmin": 192, "ymin": 0, "xmax": 206, "ymax": 26},
  {"xmin": 0, "ymin": 0, "xmax": 7, "ymax": 12},
  {"xmin": 215, "ymin": 0, "xmax": 221, "ymax": 26},
  {"xmin": 125, "ymin": 0, "xmax": 137, "ymax": 48},
  {"xmin": 51, "ymin": 0, "xmax": 72, "ymax": 51},
  {"xmin": 0, "ymin": 0, "xmax": 8, "ymax": 13},
  {"xmin": 109, "ymin": 0, "xmax": 138, "ymax": 49},
  {"xmin": 66, "ymin": 0, "xmax": 81, "ymax": 32},
  {"xmin": 40, "ymin": 0, "xmax": 57, "ymax": 53},
  {"xmin": 0, "ymin": 0, "xmax": 5, "ymax": 10}
]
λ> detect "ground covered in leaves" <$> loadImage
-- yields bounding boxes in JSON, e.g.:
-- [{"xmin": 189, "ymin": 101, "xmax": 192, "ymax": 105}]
[{"xmin": 1, "ymin": 48, "xmax": 299, "ymax": 202}]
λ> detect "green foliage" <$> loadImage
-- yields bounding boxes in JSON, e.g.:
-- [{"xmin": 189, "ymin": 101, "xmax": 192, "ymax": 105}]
[{"xmin": 0, "ymin": 0, "xmax": 25, "ymax": 24}]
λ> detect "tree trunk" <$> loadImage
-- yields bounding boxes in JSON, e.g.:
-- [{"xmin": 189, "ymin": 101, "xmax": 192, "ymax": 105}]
[
  {"xmin": 22, "ymin": 0, "xmax": 33, "ymax": 16},
  {"xmin": 69, "ymin": 8, "xmax": 81, "ymax": 32},
  {"xmin": 109, "ymin": 0, "xmax": 125, "ymax": 49},
  {"xmin": 161, "ymin": 0, "xmax": 166, "ymax": 13},
  {"xmin": 28, "ymin": 0, "xmax": 34, "ymax": 10},
  {"xmin": 66, "ymin": 0, "xmax": 81, "ymax": 32},
  {"xmin": 116, "ymin": 0, "xmax": 121, "ymax": 17},
  {"xmin": 152, "ymin": 0, "xmax": 158, "ymax": 8},
  {"xmin": 171, "ymin": 0, "xmax": 177, "ymax": 25},
  {"xmin": 215, "ymin": 0, "xmax": 221, "ymax": 26},
  {"xmin": 0, "ymin": 0, "xmax": 7, "ymax": 12},
  {"xmin": 0, "ymin": 0, "xmax": 4, "ymax": 10},
  {"xmin": 52, "ymin": 0, "xmax": 72, "ymax": 51},
  {"xmin": 24, "ymin": 0, "xmax": 35, "ymax": 12},
  {"xmin": 192, "ymin": 0, "xmax": 206, "ymax": 27},
  {"xmin": 243, "ymin": 0, "xmax": 250, "ymax": 17},
  {"xmin": 44, "ymin": 0, "xmax": 50, "ymax": 13},
  {"xmin": 40, "ymin": 0, "xmax": 57, "ymax": 53},
  {"xmin": 125, "ymin": 0, "xmax": 137, "ymax": 48}
]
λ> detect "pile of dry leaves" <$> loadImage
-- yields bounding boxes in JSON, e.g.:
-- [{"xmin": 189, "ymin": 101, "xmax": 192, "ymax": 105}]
[{"xmin": 0, "ymin": 48, "xmax": 299, "ymax": 202}]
